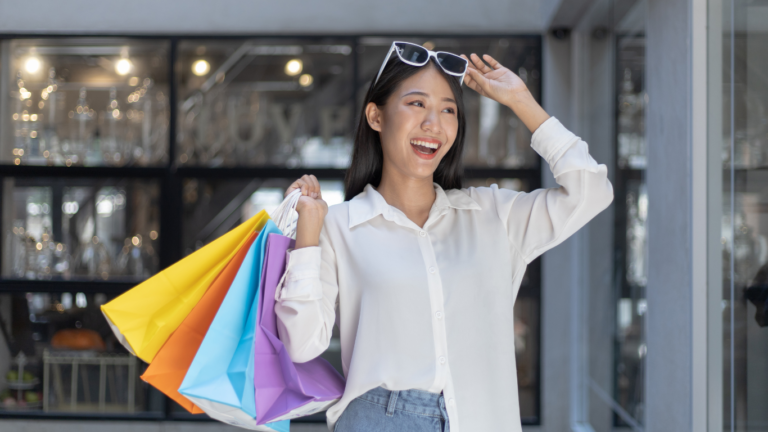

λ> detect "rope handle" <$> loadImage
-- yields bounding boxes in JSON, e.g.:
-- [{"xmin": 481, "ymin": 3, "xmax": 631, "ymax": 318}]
[{"xmin": 271, "ymin": 188, "xmax": 302, "ymax": 238}]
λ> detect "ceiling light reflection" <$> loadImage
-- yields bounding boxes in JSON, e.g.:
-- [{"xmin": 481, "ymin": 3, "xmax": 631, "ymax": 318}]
[
  {"xmin": 299, "ymin": 74, "xmax": 313, "ymax": 87},
  {"xmin": 192, "ymin": 59, "xmax": 210, "ymax": 76},
  {"xmin": 285, "ymin": 59, "xmax": 303, "ymax": 76},
  {"xmin": 25, "ymin": 57, "xmax": 41, "ymax": 74},
  {"xmin": 115, "ymin": 58, "xmax": 132, "ymax": 76}
]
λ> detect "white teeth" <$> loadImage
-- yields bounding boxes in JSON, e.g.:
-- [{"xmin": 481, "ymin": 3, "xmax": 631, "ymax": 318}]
[{"xmin": 410, "ymin": 140, "xmax": 439, "ymax": 149}]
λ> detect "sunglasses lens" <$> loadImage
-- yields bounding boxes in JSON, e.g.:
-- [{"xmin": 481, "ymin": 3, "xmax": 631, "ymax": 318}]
[
  {"xmin": 395, "ymin": 43, "xmax": 429, "ymax": 64},
  {"xmin": 436, "ymin": 52, "xmax": 468, "ymax": 75}
]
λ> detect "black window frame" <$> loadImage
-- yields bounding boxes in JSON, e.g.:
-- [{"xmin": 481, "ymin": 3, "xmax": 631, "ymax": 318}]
[{"xmin": 0, "ymin": 33, "xmax": 542, "ymax": 425}]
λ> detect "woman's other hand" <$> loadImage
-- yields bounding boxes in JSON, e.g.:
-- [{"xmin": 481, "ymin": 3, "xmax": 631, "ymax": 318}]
[
  {"xmin": 461, "ymin": 53, "xmax": 550, "ymax": 133},
  {"xmin": 286, "ymin": 175, "xmax": 328, "ymax": 248}
]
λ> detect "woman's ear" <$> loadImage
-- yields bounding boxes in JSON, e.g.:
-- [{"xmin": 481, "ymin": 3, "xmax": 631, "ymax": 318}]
[{"xmin": 365, "ymin": 102, "xmax": 383, "ymax": 132}]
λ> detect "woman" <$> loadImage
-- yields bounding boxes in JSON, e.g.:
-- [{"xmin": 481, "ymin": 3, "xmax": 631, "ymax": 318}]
[{"xmin": 274, "ymin": 42, "xmax": 613, "ymax": 432}]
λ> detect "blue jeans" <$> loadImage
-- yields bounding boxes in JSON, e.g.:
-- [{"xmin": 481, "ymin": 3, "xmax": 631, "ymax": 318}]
[{"xmin": 334, "ymin": 386, "xmax": 450, "ymax": 432}]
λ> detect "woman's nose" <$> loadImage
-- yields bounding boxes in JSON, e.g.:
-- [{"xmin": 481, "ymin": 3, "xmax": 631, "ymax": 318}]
[{"xmin": 421, "ymin": 109, "xmax": 442, "ymax": 134}]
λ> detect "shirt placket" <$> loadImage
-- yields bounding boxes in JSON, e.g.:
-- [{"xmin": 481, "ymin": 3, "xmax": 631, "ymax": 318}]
[{"xmin": 415, "ymin": 222, "xmax": 461, "ymax": 432}]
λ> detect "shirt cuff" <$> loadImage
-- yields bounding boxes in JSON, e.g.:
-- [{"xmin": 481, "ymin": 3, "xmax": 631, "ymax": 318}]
[
  {"xmin": 285, "ymin": 247, "xmax": 321, "ymax": 280},
  {"xmin": 276, "ymin": 246, "xmax": 323, "ymax": 301},
  {"xmin": 530, "ymin": 116, "xmax": 578, "ymax": 165}
]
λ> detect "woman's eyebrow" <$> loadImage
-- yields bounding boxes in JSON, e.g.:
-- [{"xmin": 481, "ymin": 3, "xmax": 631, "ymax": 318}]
[{"xmin": 401, "ymin": 91, "xmax": 456, "ymax": 104}]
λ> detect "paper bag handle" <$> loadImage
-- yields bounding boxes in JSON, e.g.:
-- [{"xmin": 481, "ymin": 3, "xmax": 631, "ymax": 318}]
[{"xmin": 271, "ymin": 189, "xmax": 302, "ymax": 238}]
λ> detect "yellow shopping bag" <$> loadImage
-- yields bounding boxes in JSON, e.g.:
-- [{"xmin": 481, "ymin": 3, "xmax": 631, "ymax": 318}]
[{"xmin": 101, "ymin": 211, "xmax": 270, "ymax": 363}]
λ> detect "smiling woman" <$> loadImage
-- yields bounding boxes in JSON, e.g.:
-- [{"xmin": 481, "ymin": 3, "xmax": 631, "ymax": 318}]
[{"xmin": 276, "ymin": 42, "xmax": 613, "ymax": 432}]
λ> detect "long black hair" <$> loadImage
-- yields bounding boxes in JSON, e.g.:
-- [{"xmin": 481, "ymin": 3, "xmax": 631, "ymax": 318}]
[{"xmin": 343, "ymin": 56, "xmax": 466, "ymax": 200}]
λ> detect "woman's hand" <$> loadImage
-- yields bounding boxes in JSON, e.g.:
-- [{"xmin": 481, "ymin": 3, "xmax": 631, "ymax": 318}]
[
  {"xmin": 461, "ymin": 53, "xmax": 550, "ymax": 133},
  {"xmin": 286, "ymin": 175, "xmax": 328, "ymax": 249}
]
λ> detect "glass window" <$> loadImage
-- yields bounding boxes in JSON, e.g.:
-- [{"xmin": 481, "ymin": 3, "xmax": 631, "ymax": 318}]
[
  {"xmin": 0, "ymin": 292, "xmax": 163, "ymax": 414},
  {"xmin": 714, "ymin": 1, "xmax": 768, "ymax": 428},
  {"xmin": 357, "ymin": 37, "xmax": 542, "ymax": 168},
  {"xmin": 181, "ymin": 177, "xmax": 344, "ymax": 256},
  {"xmin": 613, "ymin": 34, "xmax": 647, "ymax": 427},
  {"xmin": 0, "ymin": 38, "xmax": 170, "ymax": 167},
  {"xmin": 1, "ymin": 178, "xmax": 161, "ymax": 282},
  {"xmin": 176, "ymin": 39, "xmax": 355, "ymax": 168}
]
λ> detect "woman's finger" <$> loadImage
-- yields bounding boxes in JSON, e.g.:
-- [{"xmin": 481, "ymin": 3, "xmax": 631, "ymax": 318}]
[
  {"xmin": 470, "ymin": 53, "xmax": 493, "ymax": 74},
  {"xmin": 465, "ymin": 77, "xmax": 484, "ymax": 96},
  {"xmin": 286, "ymin": 179, "xmax": 303, "ymax": 197},
  {"xmin": 308, "ymin": 175, "xmax": 322, "ymax": 199},
  {"xmin": 482, "ymin": 54, "xmax": 504, "ymax": 70},
  {"xmin": 467, "ymin": 68, "xmax": 491, "ymax": 94},
  {"xmin": 300, "ymin": 175, "xmax": 315, "ymax": 196},
  {"xmin": 461, "ymin": 54, "xmax": 479, "ymax": 72}
]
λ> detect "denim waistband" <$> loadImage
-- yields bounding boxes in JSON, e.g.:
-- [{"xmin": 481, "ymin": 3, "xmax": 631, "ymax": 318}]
[{"xmin": 356, "ymin": 386, "xmax": 446, "ymax": 418}]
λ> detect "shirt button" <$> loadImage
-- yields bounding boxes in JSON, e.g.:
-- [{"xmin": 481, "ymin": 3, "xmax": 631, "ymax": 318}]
[
  {"xmin": 419, "ymin": 231, "xmax": 427, "ymax": 237},
  {"xmin": 448, "ymin": 398, "xmax": 455, "ymax": 407},
  {"xmin": 439, "ymin": 356, "xmax": 446, "ymax": 365},
  {"xmin": 435, "ymin": 311, "xmax": 443, "ymax": 319},
  {"xmin": 429, "ymin": 267, "xmax": 436, "ymax": 274}
]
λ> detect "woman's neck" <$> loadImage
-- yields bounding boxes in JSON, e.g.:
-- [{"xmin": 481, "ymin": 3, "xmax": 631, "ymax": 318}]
[{"xmin": 375, "ymin": 168, "xmax": 436, "ymax": 229}]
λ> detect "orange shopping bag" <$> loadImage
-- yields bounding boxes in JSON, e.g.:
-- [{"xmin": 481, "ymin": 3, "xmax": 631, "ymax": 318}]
[{"xmin": 141, "ymin": 230, "xmax": 259, "ymax": 413}]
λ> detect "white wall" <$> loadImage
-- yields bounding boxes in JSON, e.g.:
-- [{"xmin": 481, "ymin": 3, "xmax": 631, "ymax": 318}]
[{"xmin": 0, "ymin": 0, "xmax": 550, "ymax": 35}]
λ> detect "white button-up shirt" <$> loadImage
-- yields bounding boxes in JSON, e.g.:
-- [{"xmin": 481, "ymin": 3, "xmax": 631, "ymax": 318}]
[{"xmin": 274, "ymin": 117, "xmax": 613, "ymax": 432}]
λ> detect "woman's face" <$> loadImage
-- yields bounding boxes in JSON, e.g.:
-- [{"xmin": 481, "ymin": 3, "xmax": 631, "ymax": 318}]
[{"xmin": 365, "ymin": 65, "xmax": 459, "ymax": 181}]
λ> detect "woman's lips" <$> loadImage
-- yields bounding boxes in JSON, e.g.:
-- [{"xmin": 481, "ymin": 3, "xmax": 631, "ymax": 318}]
[
  {"xmin": 410, "ymin": 138, "xmax": 441, "ymax": 160},
  {"xmin": 411, "ymin": 138, "xmax": 442, "ymax": 160}
]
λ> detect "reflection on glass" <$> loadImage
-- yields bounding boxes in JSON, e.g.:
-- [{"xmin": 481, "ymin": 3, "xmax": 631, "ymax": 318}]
[
  {"xmin": 0, "ymin": 293, "xmax": 161, "ymax": 413},
  {"xmin": 614, "ymin": 35, "xmax": 647, "ymax": 427},
  {"xmin": 176, "ymin": 40, "xmax": 355, "ymax": 167},
  {"xmin": 616, "ymin": 181, "xmax": 646, "ymax": 423},
  {"xmin": 717, "ymin": 2, "xmax": 768, "ymax": 429},
  {"xmin": 0, "ymin": 38, "xmax": 170, "ymax": 167},
  {"xmin": 512, "ymin": 296, "xmax": 539, "ymax": 420},
  {"xmin": 616, "ymin": 38, "xmax": 646, "ymax": 169},
  {"xmin": 182, "ymin": 178, "xmax": 345, "ymax": 254},
  {"xmin": 1, "ymin": 178, "xmax": 160, "ymax": 281},
  {"xmin": 358, "ymin": 37, "xmax": 541, "ymax": 168},
  {"xmin": 626, "ymin": 181, "xmax": 648, "ymax": 287}
]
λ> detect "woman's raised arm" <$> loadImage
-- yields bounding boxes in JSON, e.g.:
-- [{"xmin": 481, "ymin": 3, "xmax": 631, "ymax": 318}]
[{"xmin": 462, "ymin": 53, "xmax": 613, "ymax": 263}]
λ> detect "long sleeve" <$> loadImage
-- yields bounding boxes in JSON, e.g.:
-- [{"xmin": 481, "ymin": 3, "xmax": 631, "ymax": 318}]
[
  {"xmin": 274, "ymin": 227, "xmax": 339, "ymax": 363},
  {"xmin": 489, "ymin": 116, "xmax": 614, "ymax": 264}
]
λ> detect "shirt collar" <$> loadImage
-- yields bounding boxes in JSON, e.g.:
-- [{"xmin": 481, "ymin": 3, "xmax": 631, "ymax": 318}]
[{"xmin": 348, "ymin": 182, "xmax": 481, "ymax": 229}]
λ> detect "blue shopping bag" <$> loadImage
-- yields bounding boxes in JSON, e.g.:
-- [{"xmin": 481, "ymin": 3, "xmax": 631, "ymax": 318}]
[{"xmin": 179, "ymin": 220, "xmax": 289, "ymax": 432}]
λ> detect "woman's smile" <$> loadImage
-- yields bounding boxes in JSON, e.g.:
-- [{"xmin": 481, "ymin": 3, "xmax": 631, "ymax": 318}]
[{"xmin": 409, "ymin": 136, "xmax": 442, "ymax": 159}]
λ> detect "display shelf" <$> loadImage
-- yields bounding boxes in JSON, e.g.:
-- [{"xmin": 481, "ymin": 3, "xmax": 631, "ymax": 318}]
[
  {"xmin": 0, "ymin": 280, "xmax": 136, "ymax": 294},
  {"xmin": 0, "ymin": 165, "xmax": 166, "ymax": 179}
]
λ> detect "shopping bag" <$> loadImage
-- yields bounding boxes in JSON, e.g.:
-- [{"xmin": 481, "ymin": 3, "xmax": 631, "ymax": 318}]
[
  {"xmin": 253, "ymin": 190, "xmax": 346, "ymax": 425},
  {"xmin": 179, "ymin": 219, "xmax": 289, "ymax": 432},
  {"xmin": 102, "ymin": 211, "xmax": 270, "ymax": 363},
  {"xmin": 140, "ymin": 230, "xmax": 259, "ymax": 414}
]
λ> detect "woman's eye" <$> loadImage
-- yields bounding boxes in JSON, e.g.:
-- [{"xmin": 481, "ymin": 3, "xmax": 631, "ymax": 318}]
[
  {"xmin": 409, "ymin": 101, "xmax": 424, "ymax": 107},
  {"xmin": 443, "ymin": 108, "xmax": 456, "ymax": 114}
]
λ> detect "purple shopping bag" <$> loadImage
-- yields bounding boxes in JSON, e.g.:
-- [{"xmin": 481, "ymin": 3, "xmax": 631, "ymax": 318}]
[{"xmin": 253, "ymin": 232, "xmax": 346, "ymax": 425}]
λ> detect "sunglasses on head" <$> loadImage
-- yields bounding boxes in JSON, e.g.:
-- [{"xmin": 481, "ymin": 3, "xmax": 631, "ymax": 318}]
[{"xmin": 373, "ymin": 41, "xmax": 469, "ymax": 87}]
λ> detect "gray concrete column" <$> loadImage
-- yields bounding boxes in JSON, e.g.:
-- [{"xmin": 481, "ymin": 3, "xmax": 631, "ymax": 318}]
[{"xmin": 644, "ymin": 0, "xmax": 709, "ymax": 430}]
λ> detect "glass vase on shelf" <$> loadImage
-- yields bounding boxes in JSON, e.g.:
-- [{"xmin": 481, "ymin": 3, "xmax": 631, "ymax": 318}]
[
  {"xmin": 62, "ymin": 87, "xmax": 94, "ymax": 167},
  {"xmin": 100, "ymin": 87, "xmax": 129, "ymax": 166}
]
